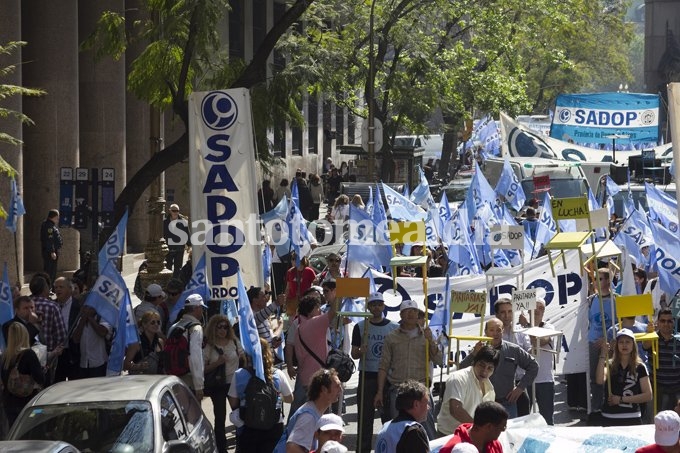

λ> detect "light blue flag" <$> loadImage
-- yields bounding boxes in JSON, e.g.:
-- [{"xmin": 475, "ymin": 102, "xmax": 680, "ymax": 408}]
[
  {"xmin": 347, "ymin": 204, "xmax": 392, "ymax": 270},
  {"xmin": 619, "ymin": 208, "xmax": 654, "ymax": 249},
  {"xmin": 106, "ymin": 285, "xmax": 139, "ymax": 375},
  {"xmin": 464, "ymin": 162, "xmax": 497, "ymax": 223},
  {"xmin": 291, "ymin": 178, "xmax": 300, "ymax": 209},
  {"xmin": 447, "ymin": 208, "xmax": 481, "ymax": 276},
  {"xmin": 648, "ymin": 222, "xmax": 680, "ymax": 296},
  {"xmin": 429, "ymin": 275, "xmax": 451, "ymax": 338},
  {"xmin": 411, "ymin": 166, "xmax": 435, "ymax": 208},
  {"xmin": 645, "ymin": 183, "xmax": 679, "ymax": 233},
  {"xmin": 0, "ymin": 263, "xmax": 13, "ymax": 350},
  {"xmin": 261, "ymin": 194, "xmax": 289, "ymax": 225},
  {"xmin": 5, "ymin": 178, "xmax": 26, "ymax": 233},
  {"xmin": 170, "ymin": 253, "xmax": 211, "ymax": 324},
  {"xmin": 381, "ymin": 183, "xmax": 427, "ymax": 221},
  {"xmin": 341, "ymin": 297, "xmax": 366, "ymax": 324},
  {"xmin": 605, "ymin": 176, "xmax": 621, "ymax": 217},
  {"xmin": 98, "ymin": 208, "xmax": 129, "ymax": 275},
  {"xmin": 533, "ymin": 192, "xmax": 557, "ymax": 258},
  {"xmin": 438, "ymin": 191, "xmax": 452, "ymax": 243},
  {"xmin": 365, "ymin": 186, "xmax": 374, "ymax": 216},
  {"xmin": 402, "ymin": 183, "xmax": 410, "ymax": 198},
  {"xmin": 613, "ymin": 229, "xmax": 644, "ymax": 268},
  {"xmin": 222, "ymin": 299, "xmax": 239, "ymax": 326},
  {"xmin": 495, "ymin": 156, "xmax": 526, "ymax": 211},
  {"xmin": 237, "ymin": 269, "xmax": 265, "ymax": 381},
  {"xmin": 479, "ymin": 119, "xmax": 501, "ymax": 155},
  {"xmin": 85, "ymin": 260, "xmax": 131, "ymax": 326},
  {"xmin": 262, "ymin": 244, "xmax": 272, "ymax": 284},
  {"xmin": 286, "ymin": 181, "xmax": 311, "ymax": 267}
]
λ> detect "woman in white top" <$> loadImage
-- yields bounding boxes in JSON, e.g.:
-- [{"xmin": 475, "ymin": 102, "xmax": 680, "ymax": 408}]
[{"xmin": 203, "ymin": 315, "xmax": 243, "ymax": 453}]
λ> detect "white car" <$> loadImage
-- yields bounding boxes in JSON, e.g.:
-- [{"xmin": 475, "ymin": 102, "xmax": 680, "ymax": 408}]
[{"xmin": 7, "ymin": 375, "xmax": 217, "ymax": 453}]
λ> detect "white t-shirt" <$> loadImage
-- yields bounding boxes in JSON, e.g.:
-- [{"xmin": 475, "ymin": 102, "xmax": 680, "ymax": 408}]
[
  {"xmin": 228, "ymin": 368, "xmax": 293, "ymax": 424},
  {"xmin": 287, "ymin": 401, "xmax": 323, "ymax": 450},
  {"xmin": 436, "ymin": 365, "xmax": 495, "ymax": 435}
]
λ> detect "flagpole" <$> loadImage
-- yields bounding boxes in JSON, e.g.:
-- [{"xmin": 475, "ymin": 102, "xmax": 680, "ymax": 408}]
[
  {"xmin": 13, "ymin": 232, "xmax": 19, "ymax": 283},
  {"xmin": 357, "ymin": 305, "xmax": 371, "ymax": 452}
]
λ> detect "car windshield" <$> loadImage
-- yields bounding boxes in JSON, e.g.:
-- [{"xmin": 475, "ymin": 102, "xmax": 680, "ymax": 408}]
[
  {"xmin": 521, "ymin": 178, "xmax": 588, "ymax": 199},
  {"xmin": 12, "ymin": 401, "xmax": 154, "ymax": 453}
]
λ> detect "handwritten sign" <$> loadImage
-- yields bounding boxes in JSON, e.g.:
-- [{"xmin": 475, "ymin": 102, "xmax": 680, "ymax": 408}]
[
  {"xmin": 551, "ymin": 197, "xmax": 590, "ymax": 220},
  {"xmin": 512, "ymin": 289, "xmax": 537, "ymax": 312},
  {"xmin": 451, "ymin": 290, "xmax": 487, "ymax": 315}
]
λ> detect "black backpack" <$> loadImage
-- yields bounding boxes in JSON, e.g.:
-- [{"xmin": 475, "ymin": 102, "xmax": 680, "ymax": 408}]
[{"xmin": 241, "ymin": 373, "xmax": 280, "ymax": 430}]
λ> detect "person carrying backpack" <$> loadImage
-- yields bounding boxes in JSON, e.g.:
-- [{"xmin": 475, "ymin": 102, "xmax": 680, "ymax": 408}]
[
  {"xmin": 228, "ymin": 337, "xmax": 293, "ymax": 453},
  {"xmin": 165, "ymin": 294, "xmax": 206, "ymax": 399}
]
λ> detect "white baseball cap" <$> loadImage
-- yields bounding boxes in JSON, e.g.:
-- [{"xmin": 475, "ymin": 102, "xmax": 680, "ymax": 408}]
[
  {"xmin": 184, "ymin": 294, "xmax": 207, "ymax": 308},
  {"xmin": 451, "ymin": 443, "xmax": 479, "ymax": 453},
  {"xmin": 320, "ymin": 440, "xmax": 347, "ymax": 453},
  {"xmin": 316, "ymin": 414, "xmax": 344, "ymax": 433},
  {"xmin": 616, "ymin": 328, "xmax": 635, "ymax": 341},
  {"xmin": 655, "ymin": 410, "xmax": 680, "ymax": 446},
  {"xmin": 367, "ymin": 292, "xmax": 384, "ymax": 304},
  {"xmin": 400, "ymin": 300, "xmax": 419, "ymax": 312}
]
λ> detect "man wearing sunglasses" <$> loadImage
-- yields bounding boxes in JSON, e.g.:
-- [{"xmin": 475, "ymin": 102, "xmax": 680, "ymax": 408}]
[
  {"xmin": 160, "ymin": 278, "xmax": 184, "ymax": 333},
  {"xmin": 247, "ymin": 286, "xmax": 284, "ymax": 349},
  {"xmin": 644, "ymin": 309, "xmax": 680, "ymax": 412}
]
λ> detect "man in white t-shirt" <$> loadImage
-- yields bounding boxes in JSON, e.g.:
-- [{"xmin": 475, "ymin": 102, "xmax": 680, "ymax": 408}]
[
  {"xmin": 437, "ymin": 345, "xmax": 498, "ymax": 436},
  {"xmin": 287, "ymin": 368, "xmax": 342, "ymax": 453}
]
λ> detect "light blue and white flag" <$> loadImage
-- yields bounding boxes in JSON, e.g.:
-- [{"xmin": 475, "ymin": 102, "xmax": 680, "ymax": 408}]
[
  {"xmin": 648, "ymin": 221, "xmax": 680, "ymax": 296},
  {"xmin": 5, "ymin": 178, "xmax": 26, "ymax": 233},
  {"xmin": 429, "ymin": 274, "xmax": 451, "ymax": 338},
  {"xmin": 286, "ymin": 181, "xmax": 311, "ymax": 266},
  {"xmin": 98, "ymin": 208, "xmax": 129, "ymax": 275},
  {"xmin": 262, "ymin": 244, "xmax": 272, "ymax": 284},
  {"xmin": 381, "ymin": 183, "xmax": 427, "ymax": 221},
  {"xmin": 402, "ymin": 183, "xmax": 410, "ymax": 198},
  {"xmin": 170, "ymin": 253, "xmax": 211, "ymax": 324},
  {"xmin": 447, "ymin": 207, "xmax": 481, "ymax": 276},
  {"xmin": 365, "ymin": 186, "xmax": 374, "ymax": 216},
  {"xmin": 347, "ymin": 204, "xmax": 392, "ymax": 270},
  {"xmin": 411, "ymin": 166, "xmax": 435, "ymax": 208},
  {"xmin": 222, "ymin": 299, "xmax": 239, "ymax": 326},
  {"xmin": 533, "ymin": 192, "xmax": 557, "ymax": 258},
  {"xmin": 479, "ymin": 119, "xmax": 501, "ymax": 155},
  {"xmin": 495, "ymin": 157, "xmax": 526, "ymax": 211},
  {"xmin": 261, "ymin": 194, "xmax": 289, "ymax": 225},
  {"xmin": 605, "ymin": 176, "xmax": 621, "ymax": 218},
  {"xmin": 237, "ymin": 269, "xmax": 265, "ymax": 381},
  {"xmin": 106, "ymin": 284, "xmax": 139, "ymax": 375},
  {"xmin": 438, "ymin": 191, "xmax": 453, "ymax": 243},
  {"xmin": 613, "ymin": 230, "xmax": 644, "ymax": 270},
  {"xmin": 645, "ymin": 183, "xmax": 679, "ymax": 233},
  {"xmin": 464, "ymin": 162, "xmax": 497, "ymax": 223},
  {"xmin": 85, "ymin": 260, "xmax": 132, "ymax": 327},
  {"xmin": 0, "ymin": 263, "xmax": 13, "ymax": 350}
]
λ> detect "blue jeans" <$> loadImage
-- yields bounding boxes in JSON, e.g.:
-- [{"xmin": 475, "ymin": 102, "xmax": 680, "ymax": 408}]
[
  {"xmin": 589, "ymin": 341, "xmax": 604, "ymax": 412},
  {"xmin": 535, "ymin": 381, "xmax": 555, "ymax": 425}
]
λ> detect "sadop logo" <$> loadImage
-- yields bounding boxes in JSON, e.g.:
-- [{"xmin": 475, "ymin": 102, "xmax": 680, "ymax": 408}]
[
  {"xmin": 201, "ymin": 91, "xmax": 238, "ymax": 130},
  {"xmin": 558, "ymin": 108, "xmax": 571, "ymax": 123}
]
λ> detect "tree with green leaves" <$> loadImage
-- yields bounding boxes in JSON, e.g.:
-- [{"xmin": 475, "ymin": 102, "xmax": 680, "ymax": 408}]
[{"xmin": 0, "ymin": 41, "xmax": 44, "ymax": 218}]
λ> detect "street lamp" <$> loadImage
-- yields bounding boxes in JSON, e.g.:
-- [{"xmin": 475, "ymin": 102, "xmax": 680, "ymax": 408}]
[{"xmin": 603, "ymin": 133, "xmax": 630, "ymax": 164}]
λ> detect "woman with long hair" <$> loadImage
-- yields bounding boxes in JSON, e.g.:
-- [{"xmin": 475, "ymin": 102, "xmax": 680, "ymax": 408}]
[
  {"xmin": 228, "ymin": 338, "xmax": 293, "ymax": 453},
  {"xmin": 124, "ymin": 311, "xmax": 164, "ymax": 374},
  {"xmin": 1, "ymin": 323, "xmax": 45, "ymax": 426},
  {"xmin": 203, "ymin": 315, "xmax": 243, "ymax": 453},
  {"xmin": 596, "ymin": 328, "xmax": 652, "ymax": 426}
]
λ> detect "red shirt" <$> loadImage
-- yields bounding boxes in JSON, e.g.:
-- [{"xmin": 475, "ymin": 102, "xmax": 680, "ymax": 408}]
[
  {"xmin": 636, "ymin": 445, "xmax": 670, "ymax": 453},
  {"xmin": 439, "ymin": 423, "xmax": 503, "ymax": 453},
  {"xmin": 286, "ymin": 266, "xmax": 316, "ymax": 299}
]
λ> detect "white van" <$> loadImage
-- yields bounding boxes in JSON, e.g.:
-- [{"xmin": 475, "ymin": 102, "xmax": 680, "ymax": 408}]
[
  {"xmin": 395, "ymin": 134, "xmax": 443, "ymax": 170},
  {"xmin": 482, "ymin": 156, "xmax": 590, "ymax": 201}
]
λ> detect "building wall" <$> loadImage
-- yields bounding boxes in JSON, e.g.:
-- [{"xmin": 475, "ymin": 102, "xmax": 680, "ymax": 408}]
[{"xmin": 644, "ymin": 0, "xmax": 680, "ymax": 94}]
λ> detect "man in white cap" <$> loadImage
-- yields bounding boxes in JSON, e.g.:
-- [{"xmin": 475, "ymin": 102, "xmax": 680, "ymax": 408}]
[
  {"xmin": 163, "ymin": 203, "xmax": 189, "ymax": 278},
  {"xmin": 351, "ymin": 291, "xmax": 399, "ymax": 453},
  {"xmin": 135, "ymin": 283, "xmax": 166, "ymax": 326},
  {"xmin": 636, "ymin": 410, "xmax": 680, "ymax": 452},
  {"xmin": 167, "ymin": 293, "xmax": 206, "ymax": 399},
  {"xmin": 374, "ymin": 299, "xmax": 442, "ymax": 440},
  {"xmin": 310, "ymin": 413, "xmax": 345, "ymax": 453}
]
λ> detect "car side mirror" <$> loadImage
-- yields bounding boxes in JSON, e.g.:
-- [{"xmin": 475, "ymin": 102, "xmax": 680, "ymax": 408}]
[{"xmin": 166, "ymin": 440, "xmax": 195, "ymax": 453}]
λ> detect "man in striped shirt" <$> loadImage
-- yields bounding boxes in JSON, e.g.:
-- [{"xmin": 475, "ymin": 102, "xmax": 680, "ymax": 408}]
[
  {"xmin": 247, "ymin": 286, "xmax": 283, "ymax": 348},
  {"xmin": 646, "ymin": 309, "xmax": 680, "ymax": 412}
]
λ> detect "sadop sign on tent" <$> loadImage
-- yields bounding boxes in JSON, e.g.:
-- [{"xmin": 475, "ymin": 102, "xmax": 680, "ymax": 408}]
[{"xmin": 551, "ymin": 92, "xmax": 660, "ymax": 146}]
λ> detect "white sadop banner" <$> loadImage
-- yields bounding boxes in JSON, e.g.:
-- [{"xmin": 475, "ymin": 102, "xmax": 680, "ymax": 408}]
[
  {"xmin": 371, "ymin": 249, "xmax": 589, "ymax": 374},
  {"xmin": 189, "ymin": 89, "xmax": 263, "ymax": 298}
]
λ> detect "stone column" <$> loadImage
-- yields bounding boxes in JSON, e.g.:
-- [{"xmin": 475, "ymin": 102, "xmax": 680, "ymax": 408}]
[
  {"xmin": 79, "ymin": 0, "xmax": 127, "ymax": 277},
  {"xmin": 0, "ymin": 0, "xmax": 24, "ymax": 284},
  {"xmin": 22, "ymin": 0, "xmax": 80, "ymax": 275}
]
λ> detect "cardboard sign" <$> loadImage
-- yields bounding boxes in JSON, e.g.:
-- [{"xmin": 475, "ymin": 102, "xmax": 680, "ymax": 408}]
[
  {"xmin": 335, "ymin": 278, "xmax": 370, "ymax": 298},
  {"xmin": 451, "ymin": 290, "xmax": 487, "ymax": 314},
  {"xmin": 512, "ymin": 288, "xmax": 537, "ymax": 312},
  {"xmin": 551, "ymin": 196, "xmax": 590, "ymax": 220}
]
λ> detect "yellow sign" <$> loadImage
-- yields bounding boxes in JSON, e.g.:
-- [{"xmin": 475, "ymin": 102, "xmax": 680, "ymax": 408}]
[
  {"xmin": 451, "ymin": 291, "xmax": 487, "ymax": 314},
  {"xmin": 551, "ymin": 196, "xmax": 590, "ymax": 220}
]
